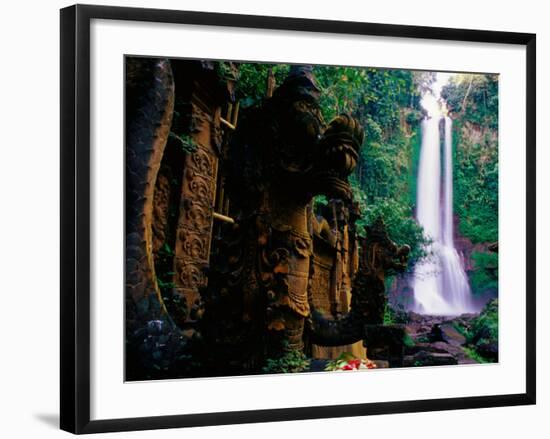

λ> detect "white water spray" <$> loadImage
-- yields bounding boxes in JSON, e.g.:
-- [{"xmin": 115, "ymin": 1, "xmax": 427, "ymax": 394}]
[{"xmin": 413, "ymin": 76, "xmax": 474, "ymax": 315}]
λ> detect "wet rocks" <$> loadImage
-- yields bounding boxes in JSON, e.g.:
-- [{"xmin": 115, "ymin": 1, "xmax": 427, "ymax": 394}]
[
  {"xmin": 403, "ymin": 312, "xmax": 480, "ymax": 367},
  {"xmin": 404, "ymin": 350, "xmax": 458, "ymax": 367},
  {"xmin": 428, "ymin": 324, "xmax": 446, "ymax": 343},
  {"xmin": 439, "ymin": 323, "xmax": 467, "ymax": 346}
]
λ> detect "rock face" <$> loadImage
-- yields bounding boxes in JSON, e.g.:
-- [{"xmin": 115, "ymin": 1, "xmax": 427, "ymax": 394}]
[{"xmin": 428, "ymin": 322, "xmax": 467, "ymax": 345}]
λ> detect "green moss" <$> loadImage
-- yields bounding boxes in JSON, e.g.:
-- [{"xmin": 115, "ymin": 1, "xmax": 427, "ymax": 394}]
[
  {"xmin": 169, "ymin": 132, "xmax": 197, "ymax": 154},
  {"xmin": 403, "ymin": 332, "xmax": 415, "ymax": 348}
]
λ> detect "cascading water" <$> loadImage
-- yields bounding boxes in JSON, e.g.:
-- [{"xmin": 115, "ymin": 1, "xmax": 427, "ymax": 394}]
[{"xmin": 412, "ymin": 80, "xmax": 474, "ymax": 316}]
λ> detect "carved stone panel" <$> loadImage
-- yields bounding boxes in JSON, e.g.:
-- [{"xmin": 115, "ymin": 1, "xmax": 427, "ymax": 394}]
[
  {"xmin": 173, "ymin": 103, "xmax": 218, "ymax": 324},
  {"xmin": 310, "ymin": 238, "xmax": 335, "ymax": 314}
]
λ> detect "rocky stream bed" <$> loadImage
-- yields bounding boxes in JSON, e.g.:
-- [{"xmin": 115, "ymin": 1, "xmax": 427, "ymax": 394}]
[{"xmin": 403, "ymin": 311, "xmax": 494, "ymax": 367}]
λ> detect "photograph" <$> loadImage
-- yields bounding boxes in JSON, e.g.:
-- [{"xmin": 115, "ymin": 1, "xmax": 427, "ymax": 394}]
[
  {"xmin": 0, "ymin": 0, "xmax": 542, "ymax": 436},
  {"xmin": 125, "ymin": 57, "xmax": 499, "ymax": 381}
]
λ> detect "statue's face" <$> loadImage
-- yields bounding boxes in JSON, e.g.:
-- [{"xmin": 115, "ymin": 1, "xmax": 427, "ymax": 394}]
[
  {"xmin": 275, "ymin": 135, "xmax": 358, "ymax": 201},
  {"xmin": 276, "ymin": 100, "xmax": 325, "ymax": 177},
  {"xmin": 315, "ymin": 140, "xmax": 360, "ymax": 200},
  {"xmin": 325, "ymin": 138, "xmax": 358, "ymax": 177},
  {"xmin": 312, "ymin": 114, "xmax": 363, "ymax": 200}
]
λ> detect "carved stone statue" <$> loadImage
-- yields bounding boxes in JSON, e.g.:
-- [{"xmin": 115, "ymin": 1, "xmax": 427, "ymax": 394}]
[
  {"xmin": 307, "ymin": 218, "xmax": 410, "ymax": 347},
  {"xmin": 208, "ymin": 66, "xmax": 409, "ymax": 365}
]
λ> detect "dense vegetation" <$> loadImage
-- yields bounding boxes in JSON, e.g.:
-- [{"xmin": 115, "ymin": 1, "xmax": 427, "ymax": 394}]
[
  {"xmin": 457, "ymin": 298, "xmax": 498, "ymax": 362},
  {"xmin": 442, "ymin": 74, "xmax": 498, "ymax": 244},
  {"xmin": 442, "ymin": 75, "xmax": 499, "ymax": 296}
]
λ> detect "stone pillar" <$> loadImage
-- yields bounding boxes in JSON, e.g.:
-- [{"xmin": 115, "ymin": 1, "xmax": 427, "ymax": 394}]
[
  {"xmin": 173, "ymin": 100, "xmax": 219, "ymax": 330},
  {"xmin": 125, "ymin": 58, "xmax": 175, "ymax": 331}
]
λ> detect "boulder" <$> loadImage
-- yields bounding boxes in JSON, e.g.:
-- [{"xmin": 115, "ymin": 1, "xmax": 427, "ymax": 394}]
[
  {"xmin": 440, "ymin": 323, "xmax": 466, "ymax": 346},
  {"xmin": 475, "ymin": 340, "xmax": 498, "ymax": 361},
  {"xmin": 428, "ymin": 324, "xmax": 447, "ymax": 343},
  {"xmin": 405, "ymin": 342, "xmax": 449, "ymax": 355},
  {"xmin": 405, "ymin": 350, "xmax": 458, "ymax": 367}
]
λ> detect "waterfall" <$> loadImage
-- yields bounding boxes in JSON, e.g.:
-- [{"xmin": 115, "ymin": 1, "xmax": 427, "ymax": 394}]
[{"xmin": 412, "ymin": 88, "xmax": 473, "ymax": 316}]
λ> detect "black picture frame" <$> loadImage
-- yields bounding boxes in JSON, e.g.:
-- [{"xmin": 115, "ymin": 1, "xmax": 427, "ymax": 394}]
[{"xmin": 60, "ymin": 4, "xmax": 536, "ymax": 434}]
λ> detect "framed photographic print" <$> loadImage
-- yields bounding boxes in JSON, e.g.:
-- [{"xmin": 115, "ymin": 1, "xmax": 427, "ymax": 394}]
[{"xmin": 60, "ymin": 4, "xmax": 536, "ymax": 434}]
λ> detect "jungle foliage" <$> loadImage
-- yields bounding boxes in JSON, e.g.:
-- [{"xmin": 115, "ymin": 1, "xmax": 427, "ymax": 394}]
[
  {"xmin": 464, "ymin": 298, "xmax": 499, "ymax": 362},
  {"xmin": 471, "ymin": 251, "xmax": 499, "ymax": 296},
  {"xmin": 442, "ymin": 75, "xmax": 499, "ymax": 295},
  {"xmin": 442, "ymin": 74, "xmax": 498, "ymax": 130},
  {"xmin": 442, "ymin": 74, "xmax": 499, "ymax": 244}
]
